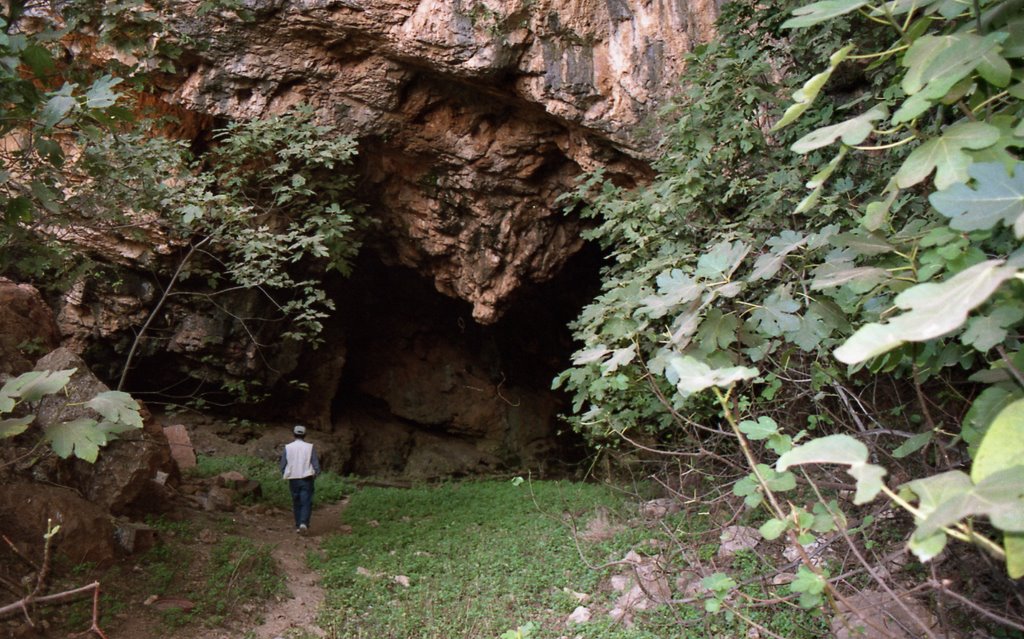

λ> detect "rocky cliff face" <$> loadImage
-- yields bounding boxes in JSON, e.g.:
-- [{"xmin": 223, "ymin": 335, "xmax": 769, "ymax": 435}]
[
  {"xmin": 50, "ymin": 0, "xmax": 719, "ymax": 477},
  {"xmin": 169, "ymin": 0, "xmax": 718, "ymax": 322}
]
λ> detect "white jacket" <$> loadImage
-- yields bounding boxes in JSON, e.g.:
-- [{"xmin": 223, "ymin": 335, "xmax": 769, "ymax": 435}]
[{"xmin": 281, "ymin": 440, "xmax": 318, "ymax": 479}]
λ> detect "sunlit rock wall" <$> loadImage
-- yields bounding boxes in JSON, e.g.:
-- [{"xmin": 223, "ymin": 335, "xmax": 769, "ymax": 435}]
[{"xmin": 168, "ymin": 0, "xmax": 719, "ymax": 322}]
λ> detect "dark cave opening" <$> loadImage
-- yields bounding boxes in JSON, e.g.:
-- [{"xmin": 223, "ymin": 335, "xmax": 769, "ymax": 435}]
[{"xmin": 323, "ymin": 241, "xmax": 606, "ymax": 478}]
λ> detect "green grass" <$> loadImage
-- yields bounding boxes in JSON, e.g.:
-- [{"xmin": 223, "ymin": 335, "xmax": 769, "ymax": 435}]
[
  {"xmin": 194, "ymin": 535, "xmax": 284, "ymax": 625},
  {"xmin": 192, "ymin": 454, "xmax": 351, "ymax": 509},
  {"xmin": 312, "ymin": 480, "xmax": 828, "ymax": 639}
]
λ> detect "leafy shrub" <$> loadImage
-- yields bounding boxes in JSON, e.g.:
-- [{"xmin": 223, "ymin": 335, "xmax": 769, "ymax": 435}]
[{"xmin": 556, "ymin": 0, "xmax": 1024, "ymax": 632}]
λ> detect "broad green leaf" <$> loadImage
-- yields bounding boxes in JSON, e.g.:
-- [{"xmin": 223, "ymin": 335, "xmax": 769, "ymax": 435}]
[
  {"xmin": 740, "ymin": 416, "xmax": 780, "ymax": 440},
  {"xmin": 972, "ymin": 399, "xmax": 1024, "ymax": 483},
  {"xmin": 764, "ymin": 467, "xmax": 797, "ymax": 492},
  {"xmin": 777, "ymin": 434, "xmax": 887, "ymax": 504},
  {"xmin": 667, "ymin": 356, "xmax": 758, "ymax": 397},
  {"xmin": 777, "ymin": 434, "xmax": 868, "ymax": 468},
  {"xmin": 0, "ymin": 415, "xmax": 33, "ymax": 438},
  {"xmin": 758, "ymin": 231, "xmax": 808, "ymax": 273},
  {"xmin": 909, "ymin": 530, "xmax": 948, "ymax": 561},
  {"xmin": 767, "ymin": 433, "xmax": 794, "ymax": 455},
  {"xmin": 810, "ymin": 264, "xmax": 888, "ymax": 290},
  {"xmin": 84, "ymin": 75, "xmax": 123, "ymax": 109},
  {"xmin": 976, "ymin": 49, "xmax": 1012, "ymax": 88},
  {"xmin": 749, "ymin": 287, "xmax": 801, "ymax": 337},
  {"xmin": 86, "ymin": 391, "xmax": 144, "ymax": 429},
  {"xmin": 638, "ymin": 270, "xmax": 701, "ymax": 318},
  {"xmin": 772, "ymin": 45, "xmax": 855, "ymax": 130},
  {"xmin": 782, "ymin": 0, "xmax": 869, "ymax": 28},
  {"xmin": 903, "ymin": 33, "xmax": 1004, "ymax": 96},
  {"xmin": 895, "ymin": 122, "xmax": 1001, "ymax": 189},
  {"xmin": 785, "ymin": 312, "xmax": 831, "ymax": 351},
  {"xmin": 930, "ymin": 162, "xmax": 1024, "ymax": 237},
  {"xmin": 733, "ymin": 473, "xmax": 761, "ymax": 505},
  {"xmin": 572, "ymin": 345, "xmax": 610, "ymax": 365},
  {"xmin": 905, "ymin": 470, "xmax": 974, "ymax": 518},
  {"xmin": 39, "ymin": 91, "xmax": 76, "ymax": 128},
  {"xmin": 848, "ymin": 462, "xmax": 888, "ymax": 504},
  {"xmin": 961, "ymin": 304, "xmax": 1024, "ymax": 352},
  {"xmin": 97, "ymin": 420, "xmax": 137, "ymax": 436},
  {"xmin": 44, "ymin": 417, "xmax": 104, "ymax": 463},
  {"xmin": 790, "ymin": 566, "xmax": 827, "ymax": 609},
  {"xmin": 969, "ymin": 115, "xmax": 1024, "ymax": 171},
  {"xmin": 602, "ymin": 345, "xmax": 636, "ymax": 374},
  {"xmin": 893, "ymin": 431, "xmax": 933, "ymax": 458},
  {"xmin": 759, "ymin": 518, "xmax": 788, "ymax": 540},
  {"xmin": 871, "ymin": 0, "xmax": 946, "ymax": 15},
  {"xmin": 2, "ymin": 369, "xmax": 75, "ymax": 403},
  {"xmin": 1006, "ymin": 533, "xmax": 1024, "ymax": 579},
  {"xmin": 791, "ymin": 105, "xmax": 889, "ymax": 154},
  {"xmin": 916, "ymin": 466, "xmax": 1024, "ymax": 536},
  {"xmin": 832, "ymin": 231, "xmax": 894, "ymax": 256},
  {"xmin": 835, "ymin": 260, "xmax": 1017, "ymax": 364},
  {"xmin": 862, "ymin": 187, "xmax": 898, "ymax": 231},
  {"xmin": 695, "ymin": 240, "xmax": 748, "ymax": 280},
  {"xmin": 963, "ymin": 386, "xmax": 1022, "ymax": 454},
  {"xmin": 696, "ymin": 309, "xmax": 739, "ymax": 350},
  {"xmin": 903, "ymin": 471, "xmax": 970, "ymax": 560},
  {"xmin": 21, "ymin": 43, "xmax": 54, "ymax": 77},
  {"xmin": 805, "ymin": 148, "xmax": 847, "ymax": 189}
]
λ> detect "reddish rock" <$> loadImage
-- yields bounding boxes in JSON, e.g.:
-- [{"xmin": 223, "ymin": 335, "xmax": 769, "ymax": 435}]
[
  {"xmin": 163, "ymin": 424, "xmax": 197, "ymax": 471},
  {"xmin": 33, "ymin": 348, "xmax": 175, "ymax": 517},
  {"xmin": 0, "ymin": 278, "xmax": 60, "ymax": 376},
  {"xmin": 0, "ymin": 481, "xmax": 118, "ymax": 567},
  {"xmin": 166, "ymin": 0, "xmax": 720, "ymax": 322}
]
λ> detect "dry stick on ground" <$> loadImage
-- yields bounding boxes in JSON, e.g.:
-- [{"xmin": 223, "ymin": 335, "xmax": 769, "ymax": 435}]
[
  {"xmin": 927, "ymin": 579, "xmax": 1024, "ymax": 633},
  {"xmin": 807, "ymin": 473, "xmax": 939, "ymax": 639},
  {"xmin": 0, "ymin": 522, "xmax": 110, "ymax": 638}
]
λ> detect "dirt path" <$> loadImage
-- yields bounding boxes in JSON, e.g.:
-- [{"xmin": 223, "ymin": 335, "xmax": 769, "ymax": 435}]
[
  {"xmin": 240, "ymin": 499, "xmax": 350, "ymax": 639},
  {"xmin": 109, "ymin": 498, "xmax": 350, "ymax": 639}
]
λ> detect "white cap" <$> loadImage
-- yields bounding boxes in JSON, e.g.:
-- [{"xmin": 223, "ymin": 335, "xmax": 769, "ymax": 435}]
[{"xmin": 293, "ymin": 425, "xmax": 306, "ymax": 436}]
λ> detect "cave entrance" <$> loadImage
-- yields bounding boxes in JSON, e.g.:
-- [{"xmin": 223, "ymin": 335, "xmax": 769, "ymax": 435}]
[{"xmin": 322, "ymin": 244, "xmax": 604, "ymax": 479}]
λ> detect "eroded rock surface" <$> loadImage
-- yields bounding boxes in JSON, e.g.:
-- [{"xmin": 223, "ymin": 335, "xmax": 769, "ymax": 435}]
[
  {"xmin": 167, "ymin": 0, "xmax": 718, "ymax": 322},
  {"xmin": 33, "ymin": 348, "xmax": 175, "ymax": 516},
  {"xmin": 0, "ymin": 278, "xmax": 60, "ymax": 376}
]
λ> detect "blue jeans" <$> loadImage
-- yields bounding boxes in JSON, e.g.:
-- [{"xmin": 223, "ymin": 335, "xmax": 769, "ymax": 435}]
[{"xmin": 289, "ymin": 477, "xmax": 315, "ymax": 528}]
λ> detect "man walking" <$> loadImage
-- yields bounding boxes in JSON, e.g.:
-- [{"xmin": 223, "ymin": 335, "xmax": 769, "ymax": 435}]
[{"xmin": 280, "ymin": 424, "xmax": 320, "ymax": 534}]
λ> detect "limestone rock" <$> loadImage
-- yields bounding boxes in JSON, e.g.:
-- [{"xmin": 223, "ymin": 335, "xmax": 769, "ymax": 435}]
[
  {"xmin": 0, "ymin": 278, "xmax": 60, "ymax": 376},
  {"xmin": 33, "ymin": 348, "xmax": 175, "ymax": 516},
  {"xmin": 718, "ymin": 525, "xmax": 760, "ymax": 559},
  {"xmin": 566, "ymin": 606, "xmax": 591, "ymax": 625},
  {"xmin": 640, "ymin": 497, "xmax": 680, "ymax": 519}
]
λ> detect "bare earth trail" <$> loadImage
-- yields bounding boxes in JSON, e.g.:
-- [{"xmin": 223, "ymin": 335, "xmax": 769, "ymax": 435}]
[
  {"xmin": 111, "ymin": 498, "xmax": 350, "ymax": 639},
  {"xmin": 243, "ymin": 499, "xmax": 350, "ymax": 639}
]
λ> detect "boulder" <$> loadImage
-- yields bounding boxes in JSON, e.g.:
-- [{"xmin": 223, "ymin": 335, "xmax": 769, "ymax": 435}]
[
  {"xmin": 0, "ymin": 481, "xmax": 118, "ymax": 566},
  {"xmin": 0, "ymin": 278, "xmax": 60, "ymax": 376},
  {"xmin": 33, "ymin": 348, "xmax": 175, "ymax": 516},
  {"xmin": 163, "ymin": 424, "xmax": 197, "ymax": 470}
]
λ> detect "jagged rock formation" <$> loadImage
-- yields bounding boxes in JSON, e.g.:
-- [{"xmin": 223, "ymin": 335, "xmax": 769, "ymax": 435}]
[
  {"xmin": 169, "ymin": 0, "xmax": 719, "ymax": 322},
  {"xmin": 48, "ymin": 0, "xmax": 721, "ymax": 477}
]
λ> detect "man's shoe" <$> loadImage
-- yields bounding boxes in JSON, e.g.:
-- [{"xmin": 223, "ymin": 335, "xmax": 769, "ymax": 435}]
[{"xmin": 299, "ymin": 524, "xmax": 308, "ymax": 534}]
